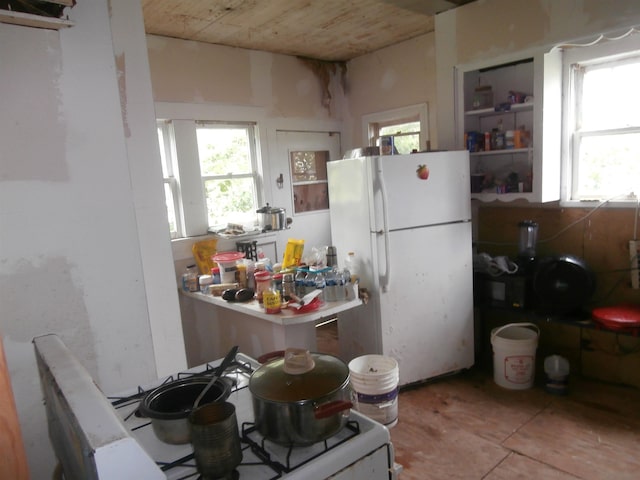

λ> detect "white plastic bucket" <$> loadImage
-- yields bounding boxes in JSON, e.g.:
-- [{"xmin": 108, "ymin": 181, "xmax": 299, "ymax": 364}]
[
  {"xmin": 348, "ymin": 355, "xmax": 399, "ymax": 427},
  {"xmin": 491, "ymin": 323, "xmax": 539, "ymax": 390}
]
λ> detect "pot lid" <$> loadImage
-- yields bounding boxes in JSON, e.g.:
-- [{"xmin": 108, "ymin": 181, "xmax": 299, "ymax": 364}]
[
  {"xmin": 212, "ymin": 251, "xmax": 245, "ymax": 263},
  {"xmin": 256, "ymin": 203, "xmax": 285, "ymax": 214},
  {"xmin": 249, "ymin": 348, "xmax": 349, "ymax": 403}
]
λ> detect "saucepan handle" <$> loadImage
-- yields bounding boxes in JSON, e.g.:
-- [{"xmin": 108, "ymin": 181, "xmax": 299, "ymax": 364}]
[
  {"xmin": 257, "ymin": 350, "xmax": 285, "ymax": 364},
  {"xmin": 314, "ymin": 400, "xmax": 353, "ymax": 419}
]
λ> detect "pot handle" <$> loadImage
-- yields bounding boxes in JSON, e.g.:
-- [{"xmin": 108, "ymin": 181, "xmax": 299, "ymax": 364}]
[
  {"xmin": 257, "ymin": 350, "xmax": 285, "ymax": 364},
  {"xmin": 314, "ymin": 400, "xmax": 353, "ymax": 419}
]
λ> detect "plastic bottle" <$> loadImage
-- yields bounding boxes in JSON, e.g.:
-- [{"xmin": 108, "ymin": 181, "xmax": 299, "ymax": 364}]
[
  {"xmin": 304, "ymin": 272, "xmax": 316, "ymax": 296},
  {"xmin": 295, "ymin": 269, "xmax": 307, "ymax": 297},
  {"xmin": 254, "ymin": 271, "xmax": 271, "ymax": 305},
  {"xmin": 182, "ymin": 264, "xmax": 199, "ymax": 292},
  {"xmin": 314, "ymin": 271, "xmax": 326, "ymax": 302},
  {"xmin": 335, "ymin": 269, "xmax": 347, "ymax": 301},
  {"xmin": 210, "ymin": 267, "xmax": 221, "ymax": 285},
  {"xmin": 324, "ymin": 267, "xmax": 337, "ymax": 302},
  {"xmin": 344, "ymin": 252, "xmax": 360, "ymax": 283}
]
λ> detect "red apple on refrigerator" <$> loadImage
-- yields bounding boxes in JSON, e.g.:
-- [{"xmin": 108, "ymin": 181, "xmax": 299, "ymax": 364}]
[{"xmin": 416, "ymin": 164, "xmax": 429, "ymax": 180}]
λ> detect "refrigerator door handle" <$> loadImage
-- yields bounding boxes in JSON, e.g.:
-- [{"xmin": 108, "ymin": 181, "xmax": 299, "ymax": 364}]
[{"xmin": 376, "ymin": 156, "xmax": 391, "ymax": 292}]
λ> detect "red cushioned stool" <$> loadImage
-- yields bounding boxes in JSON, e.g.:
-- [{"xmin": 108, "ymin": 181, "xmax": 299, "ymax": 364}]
[{"xmin": 592, "ymin": 304, "xmax": 640, "ymax": 335}]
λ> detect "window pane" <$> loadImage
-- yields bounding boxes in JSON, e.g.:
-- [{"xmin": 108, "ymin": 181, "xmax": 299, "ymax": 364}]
[
  {"xmin": 392, "ymin": 133, "xmax": 419, "ymax": 154},
  {"xmin": 157, "ymin": 126, "xmax": 169, "ymax": 177},
  {"xmin": 163, "ymin": 183, "xmax": 177, "ymax": 235},
  {"xmin": 204, "ymin": 178, "xmax": 256, "ymax": 227},
  {"xmin": 379, "ymin": 121, "xmax": 419, "ymax": 135},
  {"xmin": 197, "ymin": 127, "xmax": 252, "ymax": 175},
  {"xmin": 290, "ymin": 151, "xmax": 328, "ymax": 182},
  {"xmin": 577, "ymin": 133, "xmax": 640, "ymax": 197},
  {"xmin": 582, "ymin": 61, "xmax": 640, "ymax": 130}
]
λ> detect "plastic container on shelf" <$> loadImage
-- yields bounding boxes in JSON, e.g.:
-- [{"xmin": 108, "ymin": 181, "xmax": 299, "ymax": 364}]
[
  {"xmin": 199, "ymin": 275, "xmax": 213, "ymax": 293},
  {"xmin": 210, "ymin": 267, "xmax": 221, "ymax": 285},
  {"xmin": 344, "ymin": 252, "xmax": 360, "ymax": 283},
  {"xmin": 212, "ymin": 252, "xmax": 245, "ymax": 284},
  {"xmin": 182, "ymin": 264, "xmax": 199, "ymax": 293},
  {"xmin": 254, "ymin": 271, "xmax": 272, "ymax": 304}
]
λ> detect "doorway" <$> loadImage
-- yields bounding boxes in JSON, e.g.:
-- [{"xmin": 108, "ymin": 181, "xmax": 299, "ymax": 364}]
[{"xmin": 274, "ymin": 131, "xmax": 342, "ymax": 354}]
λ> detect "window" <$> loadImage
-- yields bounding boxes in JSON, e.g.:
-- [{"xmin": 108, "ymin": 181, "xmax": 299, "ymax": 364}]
[
  {"xmin": 290, "ymin": 150, "xmax": 329, "ymax": 213},
  {"xmin": 562, "ymin": 31, "xmax": 640, "ymax": 204},
  {"xmin": 157, "ymin": 121, "xmax": 181, "ymax": 239},
  {"xmin": 156, "ymin": 119, "xmax": 261, "ymax": 238},
  {"xmin": 362, "ymin": 104, "xmax": 429, "ymax": 155},
  {"xmin": 196, "ymin": 123, "xmax": 259, "ymax": 229}
]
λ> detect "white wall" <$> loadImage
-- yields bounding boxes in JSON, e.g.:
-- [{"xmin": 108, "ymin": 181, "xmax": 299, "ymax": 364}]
[{"xmin": 0, "ymin": 1, "xmax": 185, "ymax": 478}]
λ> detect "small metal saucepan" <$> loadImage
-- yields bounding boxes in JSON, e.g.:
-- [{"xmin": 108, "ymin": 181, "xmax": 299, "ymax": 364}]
[
  {"xmin": 249, "ymin": 348, "xmax": 353, "ymax": 446},
  {"xmin": 138, "ymin": 345, "xmax": 238, "ymax": 444},
  {"xmin": 138, "ymin": 377, "xmax": 231, "ymax": 444},
  {"xmin": 256, "ymin": 203, "xmax": 290, "ymax": 231}
]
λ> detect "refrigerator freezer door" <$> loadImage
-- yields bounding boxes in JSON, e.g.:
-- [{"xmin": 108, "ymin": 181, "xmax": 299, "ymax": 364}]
[
  {"xmin": 378, "ymin": 221, "xmax": 474, "ymax": 385},
  {"xmin": 374, "ymin": 151, "xmax": 470, "ymax": 232}
]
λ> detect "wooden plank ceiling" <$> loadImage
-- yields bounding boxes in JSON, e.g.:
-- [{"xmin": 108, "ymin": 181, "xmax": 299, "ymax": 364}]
[{"xmin": 141, "ymin": 0, "xmax": 475, "ymax": 61}]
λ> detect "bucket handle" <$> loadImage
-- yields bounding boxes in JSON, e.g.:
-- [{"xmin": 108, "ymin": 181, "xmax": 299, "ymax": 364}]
[{"xmin": 491, "ymin": 322, "xmax": 540, "ymax": 341}]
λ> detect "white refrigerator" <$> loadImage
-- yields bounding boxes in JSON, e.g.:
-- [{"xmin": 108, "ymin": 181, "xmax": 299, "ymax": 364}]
[{"xmin": 327, "ymin": 151, "xmax": 474, "ymax": 386}]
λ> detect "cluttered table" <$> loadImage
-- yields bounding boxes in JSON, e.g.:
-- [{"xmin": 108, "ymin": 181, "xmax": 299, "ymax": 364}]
[{"xmin": 180, "ymin": 286, "xmax": 363, "ymax": 363}]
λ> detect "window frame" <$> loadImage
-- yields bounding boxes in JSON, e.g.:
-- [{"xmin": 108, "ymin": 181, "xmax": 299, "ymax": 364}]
[
  {"xmin": 561, "ymin": 31, "xmax": 640, "ymax": 207},
  {"xmin": 195, "ymin": 121, "xmax": 261, "ymax": 230},
  {"xmin": 361, "ymin": 103, "xmax": 429, "ymax": 153},
  {"xmin": 154, "ymin": 103, "xmax": 266, "ymax": 239},
  {"xmin": 157, "ymin": 120, "xmax": 183, "ymax": 239}
]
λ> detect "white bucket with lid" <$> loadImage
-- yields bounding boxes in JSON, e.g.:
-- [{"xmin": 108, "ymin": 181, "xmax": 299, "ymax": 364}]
[
  {"xmin": 491, "ymin": 323, "xmax": 539, "ymax": 390},
  {"xmin": 212, "ymin": 252, "xmax": 245, "ymax": 284},
  {"xmin": 348, "ymin": 355, "xmax": 399, "ymax": 427}
]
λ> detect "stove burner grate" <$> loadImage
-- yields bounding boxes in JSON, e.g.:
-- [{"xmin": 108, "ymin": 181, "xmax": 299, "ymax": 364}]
[{"xmin": 240, "ymin": 420, "xmax": 361, "ymax": 477}]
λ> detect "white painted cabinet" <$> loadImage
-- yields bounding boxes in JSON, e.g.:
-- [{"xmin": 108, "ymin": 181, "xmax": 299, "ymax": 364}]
[{"xmin": 456, "ymin": 49, "xmax": 561, "ymax": 203}]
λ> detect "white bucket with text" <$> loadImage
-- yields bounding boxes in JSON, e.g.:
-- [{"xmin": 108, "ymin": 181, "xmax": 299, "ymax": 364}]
[
  {"xmin": 491, "ymin": 323, "xmax": 539, "ymax": 390},
  {"xmin": 348, "ymin": 355, "xmax": 399, "ymax": 427}
]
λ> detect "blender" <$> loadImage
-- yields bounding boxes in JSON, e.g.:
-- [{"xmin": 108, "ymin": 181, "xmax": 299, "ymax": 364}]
[{"xmin": 517, "ymin": 220, "xmax": 539, "ymax": 262}]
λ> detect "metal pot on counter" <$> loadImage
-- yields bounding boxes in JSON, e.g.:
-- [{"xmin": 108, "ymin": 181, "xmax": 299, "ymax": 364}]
[
  {"xmin": 249, "ymin": 348, "xmax": 353, "ymax": 446},
  {"xmin": 256, "ymin": 203, "xmax": 291, "ymax": 231}
]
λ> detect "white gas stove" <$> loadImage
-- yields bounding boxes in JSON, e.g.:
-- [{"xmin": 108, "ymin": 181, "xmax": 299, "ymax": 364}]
[{"xmin": 34, "ymin": 334, "xmax": 399, "ymax": 480}]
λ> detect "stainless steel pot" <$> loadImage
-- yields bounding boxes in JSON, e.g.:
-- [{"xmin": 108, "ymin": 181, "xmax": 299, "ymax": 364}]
[
  {"xmin": 256, "ymin": 204, "xmax": 289, "ymax": 231},
  {"xmin": 138, "ymin": 377, "xmax": 231, "ymax": 444},
  {"xmin": 249, "ymin": 348, "xmax": 353, "ymax": 446}
]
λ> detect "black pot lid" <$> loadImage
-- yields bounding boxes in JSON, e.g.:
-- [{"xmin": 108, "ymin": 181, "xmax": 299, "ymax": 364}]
[
  {"xmin": 249, "ymin": 349, "xmax": 349, "ymax": 403},
  {"xmin": 533, "ymin": 255, "xmax": 596, "ymax": 313}
]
